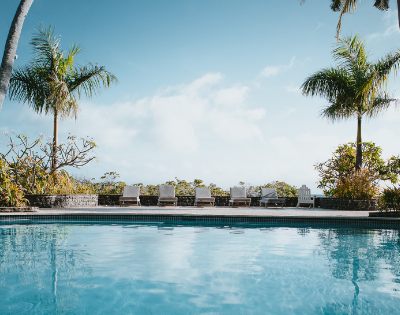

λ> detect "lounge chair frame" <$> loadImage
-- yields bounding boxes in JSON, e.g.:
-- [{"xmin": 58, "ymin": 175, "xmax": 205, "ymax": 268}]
[
  {"xmin": 194, "ymin": 187, "xmax": 215, "ymax": 207},
  {"xmin": 158, "ymin": 185, "xmax": 178, "ymax": 207},
  {"xmin": 229, "ymin": 187, "xmax": 251, "ymax": 207},
  {"xmin": 259, "ymin": 188, "xmax": 285, "ymax": 208},
  {"xmin": 296, "ymin": 185, "xmax": 315, "ymax": 209},
  {"xmin": 119, "ymin": 186, "xmax": 141, "ymax": 206}
]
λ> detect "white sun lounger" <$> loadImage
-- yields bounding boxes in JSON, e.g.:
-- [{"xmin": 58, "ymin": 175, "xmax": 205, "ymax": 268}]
[
  {"xmin": 229, "ymin": 187, "xmax": 251, "ymax": 207},
  {"xmin": 296, "ymin": 185, "xmax": 315, "ymax": 209},
  {"xmin": 119, "ymin": 186, "xmax": 141, "ymax": 206},
  {"xmin": 194, "ymin": 187, "xmax": 215, "ymax": 207},
  {"xmin": 158, "ymin": 185, "xmax": 177, "ymax": 206},
  {"xmin": 259, "ymin": 188, "xmax": 285, "ymax": 208}
]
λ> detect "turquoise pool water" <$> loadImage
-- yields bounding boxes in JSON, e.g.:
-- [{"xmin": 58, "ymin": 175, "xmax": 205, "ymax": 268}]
[{"xmin": 0, "ymin": 221, "xmax": 399, "ymax": 314}]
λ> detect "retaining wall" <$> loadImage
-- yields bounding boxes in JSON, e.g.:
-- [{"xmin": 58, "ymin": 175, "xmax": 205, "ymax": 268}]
[
  {"xmin": 98, "ymin": 195, "xmax": 296, "ymax": 207},
  {"xmin": 25, "ymin": 194, "xmax": 98, "ymax": 208},
  {"xmin": 25, "ymin": 194, "xmax": 377, "ymax": 210},
  {"xmin": 319, "ymin": 198, "xmax": 378, "ymax": 211}
]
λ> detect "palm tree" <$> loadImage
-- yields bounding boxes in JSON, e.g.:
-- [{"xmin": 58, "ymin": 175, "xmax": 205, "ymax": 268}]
[
  {"xmin": 8, "ymin": 24, "xmax": 118, "ymax": 174},
  {"xmin": 0, "ymin": 0, "xmax": 34, "ymax": 111},
  {"xmin": 301, "ymin": 34, "xmax": 400, "ymax": 170},
  {"xmin": 300, "ymin": 0, "xmax": 400, "ymax": 39},
  {"xmin": 331, "ymin": 0, "xmax": 400, "ymax": 39}
]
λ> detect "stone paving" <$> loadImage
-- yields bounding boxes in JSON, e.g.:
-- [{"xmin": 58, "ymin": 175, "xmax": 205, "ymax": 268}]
[{"xmin": 0, "ymin": 206, "xmax": 374, "ymax": 218}]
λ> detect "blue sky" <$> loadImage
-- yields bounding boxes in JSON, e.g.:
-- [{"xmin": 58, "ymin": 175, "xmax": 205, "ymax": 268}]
[{"xmin": 1, "ymin": 0, "xmax": 400, "ymax": 192}]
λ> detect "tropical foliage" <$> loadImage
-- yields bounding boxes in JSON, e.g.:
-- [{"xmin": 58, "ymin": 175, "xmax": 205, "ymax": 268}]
[
  {"xmin": 89, "ymin": 176, "xmax": 298, "ymax": 197},
  {"xmin": 241, "ymin": 181, "xmax": 298, "ymax": 197},
  {"xmin": 301, "ymin": 34, "xmax": 400, "ymax": 170},
  {"xmin": 378, "ymin": 186, "xmax": 400, "ymax": 212},
  {"xmin": 315, "ymin": 142, "xmax": 400, "ymax": 198},
  {"xmin": 0, "ymin": 159, "xmax": 27, "ymax": 207},
  {"xmin": 134, "ymin": 178, "xmax": 229, "ymax": 196},
  {"xmin": 333, "ymin": 168, "xmax": 380, "ymax": 199},
  {"xmin": 0, "ymin": 132, "xmax": 97, "ymax": 206},
  {"xmin": 92, "ymin": 172, "xmax": 127, "ymax": 195},
  {"xmin": 8, "ymin": 24, "xmax": 117, "ymax": 174}
]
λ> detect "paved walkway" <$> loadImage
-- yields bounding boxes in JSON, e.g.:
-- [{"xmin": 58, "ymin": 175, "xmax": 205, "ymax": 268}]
[{"xmin": 2, "ymin": 206, "xmax": 374, "ymax": 218}]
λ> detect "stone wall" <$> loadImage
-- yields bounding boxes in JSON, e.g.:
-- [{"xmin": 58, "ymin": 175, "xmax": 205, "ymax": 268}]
[
  {"xmin": 26, "ymin": 194, "xmax": 377, "ymax": 210},
  {"xmin": 99, "ymin": 195, "xmax": 294, "ymax": 207},
  {"xmin": 319, "ymin": 198, "xmax": 378, "ymax": 211},
  {"xmin": 25, "ymin": 194, "xmax": 98, "ymax": 208},
  {"xmin": 98, "ymin": 194, "xmax": 120, "ymax": 206}
]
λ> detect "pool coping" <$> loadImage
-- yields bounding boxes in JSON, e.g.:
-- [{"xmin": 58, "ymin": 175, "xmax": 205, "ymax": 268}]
[{"xmin": 1, "ymin": 210, "xmax": 400, "ymax": 228}]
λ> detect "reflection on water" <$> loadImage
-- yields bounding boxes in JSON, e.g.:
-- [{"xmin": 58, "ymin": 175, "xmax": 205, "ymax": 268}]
[{"xmin": 0, "ymin": 223, "xmax": 399, "ymax": 314}]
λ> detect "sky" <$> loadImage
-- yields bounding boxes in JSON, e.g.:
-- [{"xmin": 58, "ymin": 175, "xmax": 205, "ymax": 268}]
[{"xmin": 1, "ymin": 0, "xmax": 400, "ymax": 193}]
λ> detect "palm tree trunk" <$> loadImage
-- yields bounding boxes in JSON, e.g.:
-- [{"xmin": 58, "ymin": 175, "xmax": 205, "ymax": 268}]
[
  {"xmin": 397, "ymin": 0, "xmax": 400, "ymax": 29},
  {"xmin": 355, "ymin": 116, "xmax": 362, "ymax": 171},
  {"xmin": 51, "ymin": 111, "xmax": 58, "ymax": 174},
  {"xmin": 0, "ymin": 0, "xmax": 34, "ymax": 111}
]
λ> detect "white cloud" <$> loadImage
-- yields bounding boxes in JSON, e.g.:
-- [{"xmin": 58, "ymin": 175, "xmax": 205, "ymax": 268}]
[
  {"xmin": 213, "ymin": 86, "xmax": 249, "ymax": 108},
  {"xmin": 259, "ymin": 57, "xmax": 295, "ymax": 78},
  {"xmin": 285, "ymin": 86, "xmax": 301, "ymax": 94},
  {"xmin": 314, "ymin": 22, "xmax": 324, "ymax": 32},
  {"xmin": 367, "ymin": 9, "xmax": 400, "ymax": 41},
  {"xmin": 278, "ymin": 107, "xmax": 297, "ymax": 118}
]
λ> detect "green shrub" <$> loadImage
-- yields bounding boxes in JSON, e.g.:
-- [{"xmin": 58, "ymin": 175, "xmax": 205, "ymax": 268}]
[
  {"xmin": 0, "ymin": 132, "xmax": 98, "ymax": 198},
  {"xmin": 378, "ymin": 186, "xmax": 400, "ymax": 212},
  {"xmin": 333, "ymin": 168, "xmax": 380, "ymax": 199},
  {"xmin": 315, "ymin": 142, "xmax": 400, "ymax": 198},
  {"xmin": 0, "ymin": 159, "xmax": 27, "ymax": 207}
]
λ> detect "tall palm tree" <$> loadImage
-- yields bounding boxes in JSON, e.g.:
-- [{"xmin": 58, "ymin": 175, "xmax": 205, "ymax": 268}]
[
  {"xmin": 300, "ymin": 0, "xmax": 400, "ymax": 39},
  {"xmin": 0, "ymin": 0, "xmax": 34, "ymax": 111},
  {"xmin": 332, "ymin": 0, "xmax": 399, "ymax": 39},
  {"xmin": 8, "ymin": 24, "xmax": 118, "ymax": 174},
  {"xmin": 331, "ymin": 0, "xmax": 400, "ymax": 39},
  {"xmin": 301, "ymin": 34, "xmax": 400, "ymax": 170}
]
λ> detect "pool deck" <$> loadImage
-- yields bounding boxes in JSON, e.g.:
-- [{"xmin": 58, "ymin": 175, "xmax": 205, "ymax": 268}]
[{"xmin": 0, "ymin": 206, "xmax": 379, "ymax": 218}]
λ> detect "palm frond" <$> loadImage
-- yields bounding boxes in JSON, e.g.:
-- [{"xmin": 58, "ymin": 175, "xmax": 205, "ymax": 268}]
[
  {"xmin": 301, "ymin": 67, "xmax": 353, "ymax": 101},
  {"xmin": 335, "ymin": 0, "xmax": 358, "ymax": 39},
  {"xmin": 371, "ymin": 50, "xmax": 400, "ymax": 86},
  {"xmin": 373, "ymin": 0, "xmax": 389, "ymax": 10},
  {"xmin": 365, "ymin": 92, "xmax": 397, "ymax": 118},
  {"xmin": 320, "ymin": 99, "xmax": 358, "ymax": 121},
  {"xmin": 30, "ymin": 24, "xmax": 62, "ymax": 68},
  {"xmin": 67, "ymin": 63, "xmax": 118, "ymax": 99},
  {"xmin": 64, "ymin": 43, "xmax": 83, "ymax": 73},
  {"xmin": 8, "ymin": 65, "xmax": 48, "ymax": 113},
  {"xmin": 331, "ymin": 0, "xmax": 343, "ymax": 11},
  {"xmin": 333, "ymin": 34, "xmax": 370, "ymax": 76}
]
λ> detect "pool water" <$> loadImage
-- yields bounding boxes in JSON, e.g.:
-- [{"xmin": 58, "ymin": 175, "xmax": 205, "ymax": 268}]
[{"xmin": 0, "ymin": 221, "xmax": 399, "ymax": 315}]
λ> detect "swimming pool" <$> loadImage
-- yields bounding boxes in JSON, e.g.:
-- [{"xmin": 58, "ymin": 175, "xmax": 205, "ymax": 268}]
[{"xmin": 0, "ymin": 220, "xmax": 399, "ymax": 314}]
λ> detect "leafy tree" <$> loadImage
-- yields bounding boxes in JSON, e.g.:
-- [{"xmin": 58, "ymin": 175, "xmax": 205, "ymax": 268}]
[
  {"xmin": 261, "ymin": 181, "xmax": 298, "ymax": 197},
  {"xmin": 301, "ymin": 34, "xmax": 400, "ymax": 170},
  {"xmin": 0, "ymin": 132, "xmax": 97, "ymax": 195},
  {"xmin": 8, "ymin": 24, "xmax": 118, "ymax": 174},
  {"xmin": 0, "ymin": 0, "xmax": 34, "ymax": 110},
  {"xmin": 240, "ymin": 181, "xmax": 298, "ymax": 197},
  {"xmin": 93, "ymin": 172, "xmax": 126, "ymax": 195},
  {"xmin": 378, "ymin": 186, "xmax": 400, "ymax": 211},
  {"xmin": 315, "ymin": 142, "xmax": 400, "ymax": 197}
]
